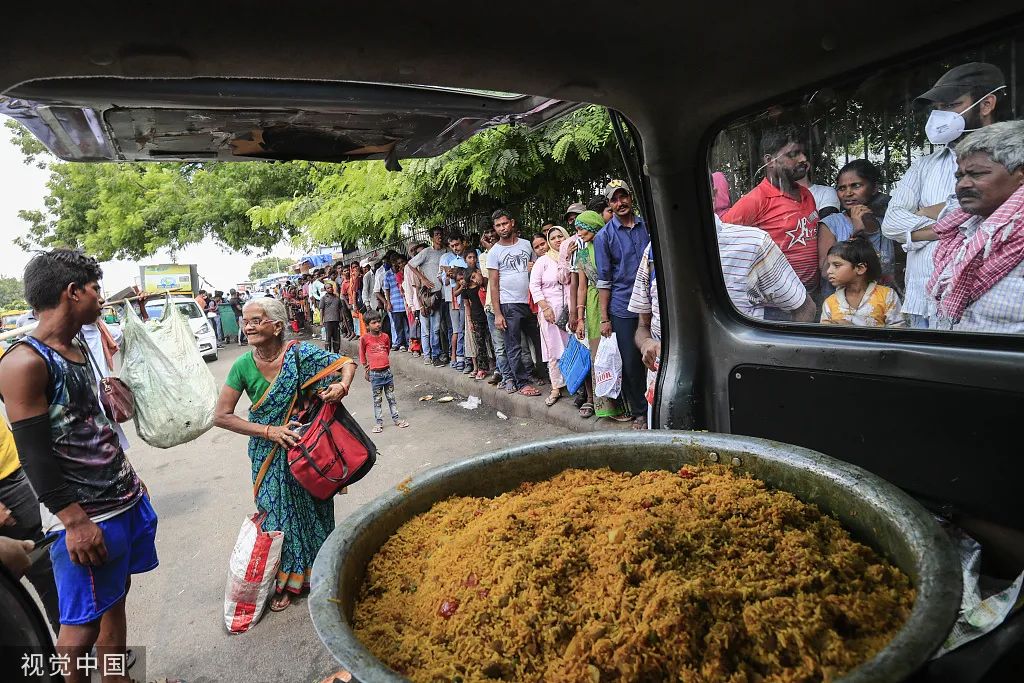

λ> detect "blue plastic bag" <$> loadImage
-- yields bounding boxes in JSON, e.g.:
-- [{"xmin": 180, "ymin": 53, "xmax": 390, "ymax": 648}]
[{"xmin": 558, "ymin": 335, "xmax": 591, "ymax": 395}]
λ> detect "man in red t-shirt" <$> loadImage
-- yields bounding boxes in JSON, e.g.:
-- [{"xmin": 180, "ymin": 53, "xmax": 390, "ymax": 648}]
[{"xmin": 723, "ymin": 125, "xmax": 819, "ymax": 316}]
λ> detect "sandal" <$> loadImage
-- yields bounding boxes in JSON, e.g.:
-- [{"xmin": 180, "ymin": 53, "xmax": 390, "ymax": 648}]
[
  {"xmin": 270, "ymin": 593, "xmax": 292, "ymax": 612},
  {"xmin": 545, "ymin": 390, "xmax": 560, "ymax": 407},
  {"xmin": 372, "ymin": 424, "xmax": 383, "ymax": 433},
  {"xmin": 474, "ymin": 370, "xmax": 488, "ymax": 380},
  {"xmin": 319, "ymin": 671, "xmax": 353, "ymax": 683},
  {"xmin": 519, "ymin": 385, "xmax": 541, "ymax": 397},
  {"xmin": 393, "ymin": 420, "xmax": 410, "ymax": 428},
  {"xmin": 631, "ymin": 416, "xmax": 649, "ymax": 430},
  {"xmin": 579, "ymin": 403, "xmax": 595, "ymax": 418},
  {"xmin": 505, "ymin": 384, "xmax": 518, "ymax": 394}
]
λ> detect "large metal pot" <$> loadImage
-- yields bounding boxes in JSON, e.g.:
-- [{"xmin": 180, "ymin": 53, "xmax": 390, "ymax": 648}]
[{"xmin": 310, "ymin": 431, "xmax": 961, "ymax": 682}]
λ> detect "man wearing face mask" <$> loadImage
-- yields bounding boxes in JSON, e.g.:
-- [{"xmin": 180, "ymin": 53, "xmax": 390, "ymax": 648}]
[
  {"xmin": 881, "ymin": 62, "xmax": 1008, "ymax": 329},
  {"xmin": 723, "ymin": 125, "xmax": 821, "ymax": 317}
]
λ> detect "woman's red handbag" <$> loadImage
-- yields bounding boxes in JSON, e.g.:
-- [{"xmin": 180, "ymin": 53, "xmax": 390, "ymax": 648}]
[{"xmin": 286, "ymin": 398, "xmax": 378, "ymax": 499}]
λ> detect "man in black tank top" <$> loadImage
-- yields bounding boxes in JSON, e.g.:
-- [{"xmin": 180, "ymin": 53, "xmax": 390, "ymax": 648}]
[{"xmin": 0, "ymin": 249, "xmax": 175, "ymax": 683}]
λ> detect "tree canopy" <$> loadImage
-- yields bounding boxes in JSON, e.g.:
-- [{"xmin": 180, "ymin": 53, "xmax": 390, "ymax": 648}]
[
  {"xmin": 0, "ymin": 275, "xmax": 27, "ymax": 311},
  {"xmin": 10, "ymin": 105, "xmax": 624, "ymax": 258},
  {"xmin": 249, "ymin": 255, "xmax": 293, "ymax": 281}
]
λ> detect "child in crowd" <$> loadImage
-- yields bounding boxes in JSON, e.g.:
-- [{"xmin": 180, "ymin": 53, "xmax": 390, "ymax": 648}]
[
  {"xmin": 464, "ymin": 266, "xmax": 493, "ymax": 380},
  {"xmin": 821, "ymin": 235, "xmax": 904, "ymax": 327},
  {"xmin": 358, "ymin": 310, "xmax": 410, "ymax": 433}
]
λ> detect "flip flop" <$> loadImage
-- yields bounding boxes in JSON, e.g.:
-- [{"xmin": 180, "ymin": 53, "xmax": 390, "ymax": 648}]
[
  {"xmin": 631, "ymin": 416, "xmax": 648, "ymax": 430},
  {"xmin": 519, "ymin": 385, "xmax": 541, "ymax": 397},
  {"xmin": 393, "ymin": 420, "xmax": 410, "ymax": 428},
  {"xmin": 545, "ymin": 392, "xmax": 560, "ymax": 407},
  {"xmin": 579, "ymin": 403, "xmax": 595, "ymax": 418},
  {"xmin": 270, "ymin": 594, "xmax": 292, "ymax": 612},
  {"xmin": 372, "ymin": 424, "xmax": 383, "ymax": 433}
]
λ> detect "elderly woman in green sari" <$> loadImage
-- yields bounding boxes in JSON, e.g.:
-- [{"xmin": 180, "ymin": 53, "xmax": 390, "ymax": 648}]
[
  {"xmin": 214, "ymin": 296, "xmax": 357, "ymax": 612},
  {"xmin": 573, "ymin": 211, "xmax": 630, "ymax": 422}
]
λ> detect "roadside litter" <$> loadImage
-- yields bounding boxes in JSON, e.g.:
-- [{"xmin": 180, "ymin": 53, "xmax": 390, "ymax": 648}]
[{"xmin": 458, "ymin": 396, "xmax": 481, "ymax": 410}]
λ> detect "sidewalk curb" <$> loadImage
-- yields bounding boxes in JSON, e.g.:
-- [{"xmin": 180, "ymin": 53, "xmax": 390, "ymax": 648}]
[{"xmin": 337, "ymin": 337, "xmax": 631, "ymax": 434}]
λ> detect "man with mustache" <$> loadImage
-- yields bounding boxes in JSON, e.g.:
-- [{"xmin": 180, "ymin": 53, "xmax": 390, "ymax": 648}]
[
  {"xmin": 882, "ymin": 63, "xmax": 1008, "ymax": 329},
  {"xmin": 722, "ymin": 125, "xmax": 820, "ymax": 319},
  {"xmin": 926, "ymin": 121, "xmax": 1024, "ymax": 333},
  {"xmin": 594, "ymin": 180, "xmax": 651, "ymax": 428}
]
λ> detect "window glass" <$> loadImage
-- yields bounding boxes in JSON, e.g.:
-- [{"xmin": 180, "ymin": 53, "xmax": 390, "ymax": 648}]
[
  {"xmin": 709, "ymin": 28, "xmax": 1023, "ymax": 335},
  {"xmin": 146, "ymin": 301, "xmax": 203, "ymax": 319}
]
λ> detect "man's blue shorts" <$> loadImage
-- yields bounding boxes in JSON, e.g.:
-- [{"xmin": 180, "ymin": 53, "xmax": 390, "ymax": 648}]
[{"xmin": 49, "ymin": 495, "xmax": 159, "ymax": 625}]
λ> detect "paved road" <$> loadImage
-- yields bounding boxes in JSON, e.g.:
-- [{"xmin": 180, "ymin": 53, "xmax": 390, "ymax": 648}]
[{"xmin": 118, "ymin": 340, "xmax": 569, "ymax": 682}]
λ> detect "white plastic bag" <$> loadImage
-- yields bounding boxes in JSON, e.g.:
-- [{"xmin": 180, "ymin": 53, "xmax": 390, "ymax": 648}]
[
  {"xmin": 593, "ymin": 333, "xmax": 623, "ymax": 399},
  {"xmin": 224, "ymin": 513, "xmax": 283, "ymax": 634},
  {"xmin": 120, "ymin": 298, "xmax": 218, "ymax": 448}
]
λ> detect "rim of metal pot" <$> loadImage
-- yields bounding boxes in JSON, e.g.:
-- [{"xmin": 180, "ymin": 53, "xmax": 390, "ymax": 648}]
[{"xmin": 310, "ymin": 430, "xmax": 961, "ymax": 683}]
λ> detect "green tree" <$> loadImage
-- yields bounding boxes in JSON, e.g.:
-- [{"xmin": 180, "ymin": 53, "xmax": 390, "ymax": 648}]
[
  {"xmin": 0, "ymin": 275, "xmax": 27, "ymax": 310},
  {"xmin": 8, "ymin": 120, "xmax": 316, "ymax": 260},
  {"xmin": 249, "ymin": 255, "xmax": 292, "ymax": 280}
]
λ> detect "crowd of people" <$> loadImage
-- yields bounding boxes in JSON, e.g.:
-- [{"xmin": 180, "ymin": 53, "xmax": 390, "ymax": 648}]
[
  {"xmin": 716, "ymin": 61, "xmax": 1023, "ymax": 333},
  {"xmin": 276, "ymin": 183, "xmax": 657, "ymax": 430}
]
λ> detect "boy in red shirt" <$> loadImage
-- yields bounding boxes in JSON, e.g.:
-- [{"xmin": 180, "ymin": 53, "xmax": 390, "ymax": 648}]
[{"xmin": 359, "ymin": 310, "xmax": 410, "ymax": 433}]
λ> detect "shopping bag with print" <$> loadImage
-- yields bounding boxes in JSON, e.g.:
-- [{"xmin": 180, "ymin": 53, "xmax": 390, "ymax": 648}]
[
  {"xmin": 593, "ymin": 333, "xmax": 623, "ymax": 399},
  {"xmin": 223, "ymin": 513, "xmax": 283, "ymax": 634}
]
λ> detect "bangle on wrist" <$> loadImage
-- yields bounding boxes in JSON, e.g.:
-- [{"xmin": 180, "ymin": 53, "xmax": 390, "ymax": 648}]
[{"xmin": 264, "ymin": 424, "xmax": 271, "ymax": 439}]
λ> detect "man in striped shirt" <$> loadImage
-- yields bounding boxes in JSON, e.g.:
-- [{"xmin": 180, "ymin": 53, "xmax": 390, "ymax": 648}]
[
  {"xmin": 722, "ymin": 125, "xmax": 820, "ymax": 319},
  {"xmin": 882, "ymin": 62, "xmax": 1008, "ymax": 328},
  {"xmin": 629, "ymin": 214, "xmax": 813, "ymax": 423}
]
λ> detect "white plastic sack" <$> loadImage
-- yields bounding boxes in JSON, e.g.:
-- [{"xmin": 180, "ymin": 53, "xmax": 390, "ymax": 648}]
[
  {"xmin": 224, "ymin": 513, "xmax": 283, "ymax": 634},
  {"xmin": 593, "ymin": 333, "xmax": 623, "ymax": 399},
  {"xmin": 121, "ymin": 299, "xmax": 218, "ymax": 448}
]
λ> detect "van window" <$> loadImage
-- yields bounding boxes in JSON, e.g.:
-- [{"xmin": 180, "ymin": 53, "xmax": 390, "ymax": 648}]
[
  {"xmin": 146, "ymin": 301, "xmax": 203, "ymax": 320},
  {"xmin": 709, "ymin": 27, "xmax": 1023, "ymax": 335}
]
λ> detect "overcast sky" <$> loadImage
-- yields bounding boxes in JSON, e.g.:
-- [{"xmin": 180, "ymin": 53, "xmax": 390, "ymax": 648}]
[{"xmin": 0, "ymin": 131, "xmax": 302, "ymax": 295}]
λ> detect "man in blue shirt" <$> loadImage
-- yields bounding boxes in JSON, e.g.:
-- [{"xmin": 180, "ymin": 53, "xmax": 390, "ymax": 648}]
[{"xmin": 594, "ymin": 179, "xmax": 651, "ymax": 428}]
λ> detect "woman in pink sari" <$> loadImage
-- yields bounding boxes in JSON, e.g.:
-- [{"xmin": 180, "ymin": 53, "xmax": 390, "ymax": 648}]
[{"xmin": 529, "ymin": 226, "xmax": 571, "ymax": 406}]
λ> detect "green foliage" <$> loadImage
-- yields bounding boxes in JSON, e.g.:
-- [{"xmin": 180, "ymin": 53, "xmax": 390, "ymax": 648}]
[
  {"xmin": 13, "ymin": 152, "xmax": 314, "ymax": 261},
  {"xmin": 5, "ymin": 120, "xmax": 49, "ymax": 169},
  {"xmin": 0, "ymin": 276, "xmax": 27, "ymax": 310},
  {"xmin": 249, "ymin": 255, "xmax": 293, "ymax": 280},
  {"xmin": 15, "ymin": 105, "xmax": 625, "ymax": 257}
]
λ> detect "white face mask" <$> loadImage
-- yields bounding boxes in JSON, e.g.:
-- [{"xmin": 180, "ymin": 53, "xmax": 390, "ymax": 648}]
[{"xmin": 924, "ymin": 85, "xmax": 1006, "ymax": 145}]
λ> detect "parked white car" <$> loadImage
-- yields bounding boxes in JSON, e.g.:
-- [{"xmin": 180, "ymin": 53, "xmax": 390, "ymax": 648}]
[{"xmin": 144, "ymin": 296, "xmax": 219, "ymax": 362}]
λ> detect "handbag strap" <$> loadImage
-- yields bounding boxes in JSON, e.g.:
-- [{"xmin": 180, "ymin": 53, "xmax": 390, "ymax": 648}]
[
  {"xmin": 252, "ymin": 340, "xmax": 302, "ymax": 501},
  {"xmin": 77, "ymin": 334, "xmax": 106, "ymax": 386},
  {"xmin": 253, "ymin": 342, "xmax": 353, "ymax": 500}
]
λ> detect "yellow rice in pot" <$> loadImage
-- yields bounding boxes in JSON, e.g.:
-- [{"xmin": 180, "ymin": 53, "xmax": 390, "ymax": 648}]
[{"xmin": 353, "ymin": 466, "xmax": 914, "ymax": 682}]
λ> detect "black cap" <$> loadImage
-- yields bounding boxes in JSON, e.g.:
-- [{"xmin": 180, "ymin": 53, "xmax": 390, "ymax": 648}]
[{"xmin": 914, "ymin": 62, "xmax": 1005, "ymax": 107}]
